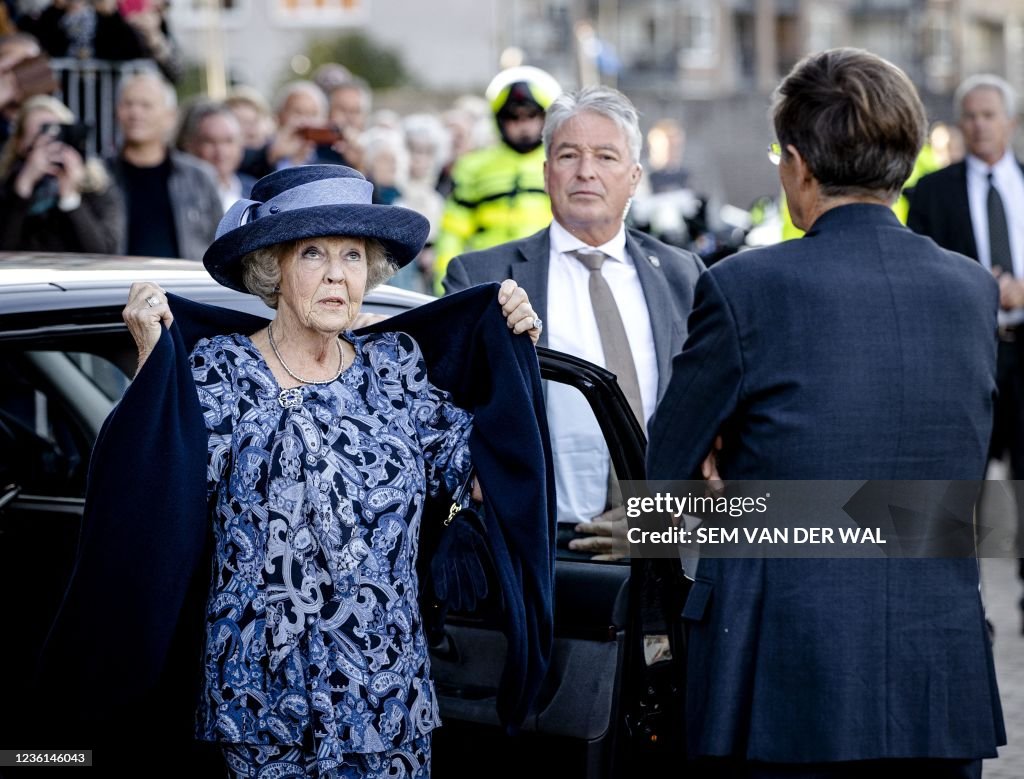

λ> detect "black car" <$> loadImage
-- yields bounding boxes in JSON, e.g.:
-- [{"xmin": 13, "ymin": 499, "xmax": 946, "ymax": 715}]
[{"xmin": 0, "ymin": 253, "xmax": 688, "ymax": 777}]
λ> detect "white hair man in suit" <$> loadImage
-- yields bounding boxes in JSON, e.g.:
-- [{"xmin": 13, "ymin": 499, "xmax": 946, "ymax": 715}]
[
  {"xmin": 444, "ymin": 85, "xmax": 704, "ymax": 557},
  {"xmin": 908, "ymin": 74, "xmax": 1024, "ymax": 634}
]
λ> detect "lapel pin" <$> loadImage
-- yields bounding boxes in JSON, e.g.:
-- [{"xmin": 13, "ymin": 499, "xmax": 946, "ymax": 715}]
[{"xmin": 648, "ymin": 255, "xmax": 661, "ymax": 268}]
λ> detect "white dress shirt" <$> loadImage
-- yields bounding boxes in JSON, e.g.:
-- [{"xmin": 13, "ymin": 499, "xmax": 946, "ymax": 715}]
[
  {"xmin": 545, "ymin": 220, "xmax": 659, "ymax": 524},
  {"xmin": 966, "ymin": 151, "xmax": 1024, "ymax": 325},
  {"xmin": 218, "ymin": 176, "xmax": 244, "ymax": 214}
]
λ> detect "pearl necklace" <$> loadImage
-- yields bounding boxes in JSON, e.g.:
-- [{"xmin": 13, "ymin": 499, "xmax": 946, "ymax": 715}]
[{"xmin": 268, "ymin": 323, "xmax": 347, "ymax": 408}]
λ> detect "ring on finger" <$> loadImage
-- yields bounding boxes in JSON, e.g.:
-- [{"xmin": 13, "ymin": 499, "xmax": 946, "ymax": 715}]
[{"xmin": 146, "ymin": 295, "xmax": 160, "ymax": 308}]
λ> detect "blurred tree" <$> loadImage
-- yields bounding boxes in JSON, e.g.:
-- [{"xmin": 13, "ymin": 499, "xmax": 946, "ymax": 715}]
[
  {"xmin": 292, "ymin": 32, "xmax": 410, "ymax": 89},
  {"xmin": 176, "ymin": 63, "xmax": 207, "ymax": 102}
]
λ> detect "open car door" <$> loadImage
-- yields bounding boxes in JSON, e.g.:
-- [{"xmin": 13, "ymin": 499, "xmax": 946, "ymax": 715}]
[{"xmin": 431, "ymin": 348, "xmax": 691, "ymax": 778}]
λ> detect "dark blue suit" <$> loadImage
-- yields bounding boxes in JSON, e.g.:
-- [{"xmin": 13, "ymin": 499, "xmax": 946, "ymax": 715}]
[{"xmin": 647, "ymin": 204, "xmax": 1006, "ymax": 765}]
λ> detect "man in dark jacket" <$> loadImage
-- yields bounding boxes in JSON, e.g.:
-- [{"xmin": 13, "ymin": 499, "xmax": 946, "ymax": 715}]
[
  {"xmin": 908, "ymin": 74, "xmax": 1024, "ymax": 634},
  {"xmin": 649, "ymin": 49, "xmax": 1005, "ymax": 777},
  {"xmin": 107, "ymin": 72, "xmax": 221, "ymax": 261}
]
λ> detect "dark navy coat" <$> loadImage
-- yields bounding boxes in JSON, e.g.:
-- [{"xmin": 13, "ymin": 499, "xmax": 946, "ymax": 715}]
[
  {"xmin": 38, "ymin": 285, "xmax": 554, "ymax": 765},
  {"xmin": 647, "ymin": 204, "xmax": 1006, "ymax": 761}
]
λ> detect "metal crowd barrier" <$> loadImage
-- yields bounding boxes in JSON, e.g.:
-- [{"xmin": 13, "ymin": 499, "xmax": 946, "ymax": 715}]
[{"xmin": 50, "ymin": 58, "xmax": 159, "ymax": 159}]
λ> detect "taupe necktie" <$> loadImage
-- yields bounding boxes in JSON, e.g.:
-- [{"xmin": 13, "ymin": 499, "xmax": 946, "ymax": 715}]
[
  {"xmin": 988, "ymin": 171, "xmax": 1013, "ymax": 271},
  {"xmin": 570, "ymin": 248, "xmax": 644, "ymax": 425}
]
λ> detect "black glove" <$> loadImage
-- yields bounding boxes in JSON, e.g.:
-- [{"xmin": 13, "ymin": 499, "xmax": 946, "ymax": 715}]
[{"xmin": 430, "ymin": 503, "xmax": 497, "ymax": 613}]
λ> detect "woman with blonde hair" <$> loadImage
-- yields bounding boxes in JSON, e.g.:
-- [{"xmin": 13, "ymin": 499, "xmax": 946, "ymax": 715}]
[{"xmin": 0, "ymin": 94, "xmax": 124, "ymax": 253}]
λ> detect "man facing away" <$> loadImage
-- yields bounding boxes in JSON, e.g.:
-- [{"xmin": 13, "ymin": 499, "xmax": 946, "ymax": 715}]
[
  {"xmin": 648, "ymin": 49, "xmax": 1005, "ymax": 778},
  {"xmin": 908, "ymin": 74, "xmax": 1024, "ymax": 634},
  {"xmin": 444, "ymin": 85, "xmax": 704, "ymax": 558}
]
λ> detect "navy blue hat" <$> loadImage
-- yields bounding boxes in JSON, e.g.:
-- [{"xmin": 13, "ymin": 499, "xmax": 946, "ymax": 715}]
[{"xmin": 203, "ymin": 165, "xmax": 430, "ymax": 294}]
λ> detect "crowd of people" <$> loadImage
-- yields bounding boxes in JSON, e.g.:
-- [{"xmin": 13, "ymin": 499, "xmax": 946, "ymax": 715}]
[{"xmin": 0, "ymin": 29, "xmax": 509, "ymax": 294}]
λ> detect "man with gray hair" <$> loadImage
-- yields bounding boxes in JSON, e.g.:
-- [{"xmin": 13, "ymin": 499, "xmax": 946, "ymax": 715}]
[
  {"xmin": 444, "ymin": 85, "xmax": 703, "ymax": 556},
  {"xmin": 108, "ymin": 72, "xmax": 222, "ymax": 261},
  {"xmin": 909, "ymin": 74, "xmax": 1024, "ymax": 633}
]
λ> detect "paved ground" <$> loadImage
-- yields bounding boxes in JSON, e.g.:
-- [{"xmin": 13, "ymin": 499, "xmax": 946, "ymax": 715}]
[
  {"xmin": 979, "ymin": 470, "xmax": 1023, "ymax": 778},
  {"xmin": 982, "ymin": 556, "xmax": 1023, "ymax": 778}
]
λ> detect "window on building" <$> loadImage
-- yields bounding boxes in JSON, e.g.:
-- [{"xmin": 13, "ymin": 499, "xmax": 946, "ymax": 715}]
[
  {"xmin": 173, "ymin": 0, "xmax": 251, "ymax": 30},
  {"xmin": 924, "ymin": 4, "xmax": 955, "ymax": 93},
  {"xmin": 269, "ymin": 0, "xmax": 367, "ymax": 27},
  {"xmin": 678, "ymin": 2, "xmax": 715, "ymax": 68}
]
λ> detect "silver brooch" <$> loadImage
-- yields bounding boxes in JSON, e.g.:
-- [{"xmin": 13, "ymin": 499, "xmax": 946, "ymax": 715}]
[{"xmin": 278, "ymin": 387, "xmax": 303, "ymax": 408}]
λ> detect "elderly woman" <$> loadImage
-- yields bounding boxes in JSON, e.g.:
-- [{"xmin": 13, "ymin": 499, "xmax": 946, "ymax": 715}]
[
  {"xmin": 0, "ymin": 94, "xmax": 124, "ymax": 253},
  {"xmin": 119, "ymin": 164, "xmax": 541, "ymax": 778}
]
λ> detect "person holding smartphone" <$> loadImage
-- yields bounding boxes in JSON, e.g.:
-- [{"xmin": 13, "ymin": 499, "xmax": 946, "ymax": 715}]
[
  {"xmin": 0, "ymin": 93, "xmax": 124, "ymax": 252},
  {"xmin": 238, "ymin": 80, "xmax": 328, "ymax": 179}
]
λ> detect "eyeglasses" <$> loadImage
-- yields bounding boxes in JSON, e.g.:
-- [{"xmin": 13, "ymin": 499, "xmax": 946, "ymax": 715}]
[{"xmin": 767, "ymin": 142, "xmax": 782, "ymax": 166}]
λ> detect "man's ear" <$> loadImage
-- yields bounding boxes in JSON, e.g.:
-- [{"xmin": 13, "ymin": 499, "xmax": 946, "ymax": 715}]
[
  {"xmin": 786, "ymin": 144, "xmax": 813, "ymax": 185},
  {"xmin": 629, "ymin": 162, "xmax": 642, "ymax": 192}
]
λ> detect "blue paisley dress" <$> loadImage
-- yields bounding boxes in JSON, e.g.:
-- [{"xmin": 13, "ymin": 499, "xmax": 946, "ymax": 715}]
[{"xmin": 188, "ymin": 330, "xmax": 473, "ymax": 776}]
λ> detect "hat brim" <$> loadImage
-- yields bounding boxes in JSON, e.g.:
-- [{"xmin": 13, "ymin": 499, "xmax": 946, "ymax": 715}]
[{"xmin": 203, "ymin": 203, "xmax": 430, "ymax": 293}]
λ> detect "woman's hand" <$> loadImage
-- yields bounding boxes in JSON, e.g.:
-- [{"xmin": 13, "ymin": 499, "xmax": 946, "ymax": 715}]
[
  {"xmin": 498, "ymin": 279, "xmax": 543, "ymax": 345},
  {"xmin": 267, "ymin": 121, "xmax": 314, "ymax": 167},
  {"xmin": 54, "ymin": 144, "xmax": 86, "ymax": 200},
  {"xmin": 123, "ymin": 282, "xmax": 174, "ymax": 373},
  {"xmin": 13, "ymin": 136, "xmax": 62, "ymax": 200}
]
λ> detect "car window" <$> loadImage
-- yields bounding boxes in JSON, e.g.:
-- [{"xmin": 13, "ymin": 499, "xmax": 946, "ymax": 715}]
[
  {"xmin": 547, "ymin": 380, "xmax": 629, "ymax": 563},
  {"xmin": 66, "ymin": 351, "xmax": 132, "ymax": 402},
  {"xmin": 0, "ymin": 351, "xmax": 125, "ymax": 498}
]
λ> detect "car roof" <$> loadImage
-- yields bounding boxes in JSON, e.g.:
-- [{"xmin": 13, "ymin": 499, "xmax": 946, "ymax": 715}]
[{"xmin": 0, "ymin": 252, "xmax": 433, "ymax": 321}]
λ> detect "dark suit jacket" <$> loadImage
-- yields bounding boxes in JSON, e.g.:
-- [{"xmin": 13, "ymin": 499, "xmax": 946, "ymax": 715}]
[
  {"xmin": 647, "ymin": 204, "xmax": 1005, "ymax": 761},
  {"xmin": 907, "ymin": 158, "xmax": 1024, "ymax": 261},
  {"xmin": 443, "ymin": 225, "xmax": 705, "ymax": 401}
]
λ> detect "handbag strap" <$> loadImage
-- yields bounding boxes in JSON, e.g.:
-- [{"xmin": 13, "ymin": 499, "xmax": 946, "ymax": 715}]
[{"xmin": 446, "ymin": 466, "xmax": 477, "ymax": 526}]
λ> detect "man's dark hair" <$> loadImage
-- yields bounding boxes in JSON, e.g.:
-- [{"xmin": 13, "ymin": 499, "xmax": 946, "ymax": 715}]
[{"xmin": 772, "ymin": 48, "xmax": 926, "ymax": 200}]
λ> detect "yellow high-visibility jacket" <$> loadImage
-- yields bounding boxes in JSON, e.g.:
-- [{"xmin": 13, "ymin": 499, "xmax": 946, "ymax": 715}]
[{"xmin": 434, "ymin": 143, "xmax": 550, "ymax": 294}]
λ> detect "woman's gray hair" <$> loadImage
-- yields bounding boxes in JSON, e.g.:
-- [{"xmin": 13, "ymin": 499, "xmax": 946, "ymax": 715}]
[
  {"xmin": 542, "ymin": 85, "xmax": 643, "ymax": 164},
  {"xmin": 402, "ymin": 112, "xmax": 451, "ymax": 177},
  {"xmin": 241, "ymin": 237, "xmax": 396, "ymax": 308},
  {"xmin": 955, "ymin": 74, "xmax": 1018, "ymax": 119}
]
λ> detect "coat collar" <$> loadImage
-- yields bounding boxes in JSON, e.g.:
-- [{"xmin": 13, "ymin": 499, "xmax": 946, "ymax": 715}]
[{"xmin": 805, "ymin": 202, "xmax": 902, "ymax": 236}]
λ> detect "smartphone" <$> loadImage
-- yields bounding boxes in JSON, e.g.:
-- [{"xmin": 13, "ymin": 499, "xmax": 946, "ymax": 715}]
[
  {"xmin": 11, "ymin": 55, "xmax": 58, "ymax": 101},
  {"xmin": 40, "ymin": 122, "xmax": 92, "ymax": 159},
  {"xmin": 298, "ymin": 125, "xmax": 343, "ymax": 145}
]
